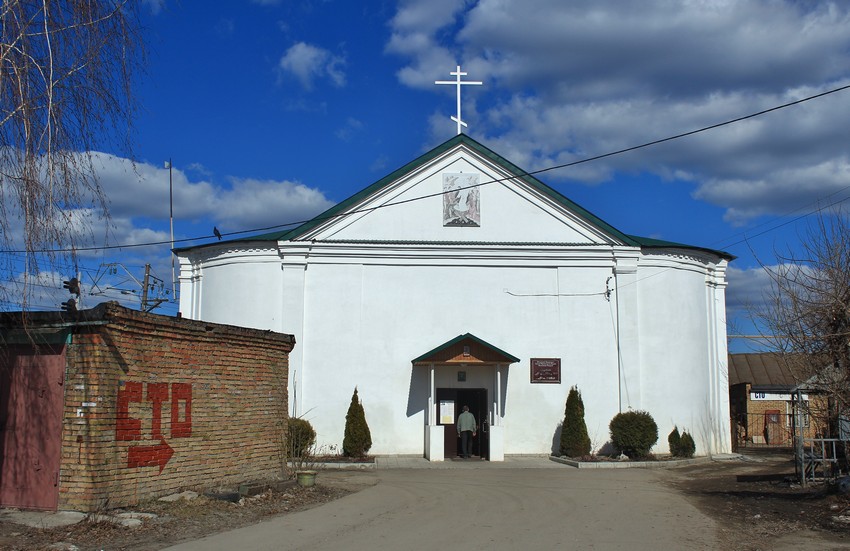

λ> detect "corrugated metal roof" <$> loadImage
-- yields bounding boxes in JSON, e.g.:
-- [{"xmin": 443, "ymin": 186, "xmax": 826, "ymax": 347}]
[{"xmin": 728, "ymin": 353, "xmax": 800, "ymax": 388}]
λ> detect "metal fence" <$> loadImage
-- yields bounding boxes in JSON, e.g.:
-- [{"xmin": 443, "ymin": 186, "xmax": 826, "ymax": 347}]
[
  {"xmin": 733, "ymin": 412, "xmax": 797, "ymax": 449},
  {"xmin": 799, "ymin": 438, "xmax": 846, "ymax": 482}
]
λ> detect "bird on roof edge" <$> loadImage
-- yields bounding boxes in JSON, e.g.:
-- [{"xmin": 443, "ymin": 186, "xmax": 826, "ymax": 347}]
[{"xmin": 213, "ymin": 226, "xmax": 222, "ymax": 240}]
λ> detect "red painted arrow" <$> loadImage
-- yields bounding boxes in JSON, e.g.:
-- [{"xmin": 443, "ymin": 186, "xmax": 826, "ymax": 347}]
[{"xmin": 128, "ymin": 438, "xmax": 174, "ymax": 474}]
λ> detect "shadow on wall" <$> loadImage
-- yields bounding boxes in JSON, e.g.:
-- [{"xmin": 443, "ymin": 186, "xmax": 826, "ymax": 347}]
[
  {"xmin": 551, "ymin": 421, "xmax": 562, "ymax": 455},
  {"xmin": 405, "ymin": 366, "xmax": 430, "ymax": 420}
]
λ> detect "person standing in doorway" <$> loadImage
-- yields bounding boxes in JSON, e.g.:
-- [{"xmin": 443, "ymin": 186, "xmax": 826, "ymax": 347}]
[{"xmin": 457, "ymin": 405, "xmax": 477, "ymax": 459}]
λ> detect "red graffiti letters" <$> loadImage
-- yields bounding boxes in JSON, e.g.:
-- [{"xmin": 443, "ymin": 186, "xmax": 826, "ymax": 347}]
[
  {"xmin": 146, "ymin": 383, "xmax": 169, "ymax": 439},
  {"xmin": 170, "ymin": 382, "xmax": 192, "ymax": 438},
  {"xmin": 116, "ymin": 381, "xmax": 142, "ymax": 441},
  {"xmin": 116, "ymin": 381, "xmax": 192, "ymax": 473}
]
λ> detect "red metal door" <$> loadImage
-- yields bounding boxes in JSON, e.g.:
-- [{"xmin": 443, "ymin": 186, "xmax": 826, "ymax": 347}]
[{"xmin": 0, "ymin": 345, "xmax": 65, "ymax": 510}]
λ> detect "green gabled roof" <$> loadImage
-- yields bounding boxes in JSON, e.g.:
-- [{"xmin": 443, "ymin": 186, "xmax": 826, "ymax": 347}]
[
  {"xmin": 243, "ymin": 133, "xmax": 637, "ymax": 245},
  {"xmin": 628, "ymin": 235, "xmax": 735, "ymax": 261},
  {"xmin": 411, "ymin": 332, "xmax": 520, "ymax": 365},
  {"xmin": 176, "ymin": 134, "xmax": 733, "ymax": 261}
]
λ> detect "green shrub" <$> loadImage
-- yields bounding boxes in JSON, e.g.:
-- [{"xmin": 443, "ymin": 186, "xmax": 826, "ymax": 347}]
[
  {"xmin": 343, "ymin": 387, "xmax": 372, "ymax": 458},
  {"xmin": 679, "ymin": 430, "xmax": 696, "ymax": 458},
  {"xmin": 560, "ymin": 386, "xmax": 591, "ymax": 457},
  {"xmin": 287, "ymin": 417, "xmax": 316, "ymax": 458},
  {"xmin": 609, "ymin": 410, "xmax": 658, "ymax": 459},
  {"xmin": 668, "ymin": 426, "xmax": 681, "ymax": 457}
]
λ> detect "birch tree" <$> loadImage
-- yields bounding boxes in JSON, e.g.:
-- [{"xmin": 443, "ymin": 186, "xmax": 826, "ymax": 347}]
[{"xmin": 1, "ymin": 0, "xmax": 142, "ymax": 309}]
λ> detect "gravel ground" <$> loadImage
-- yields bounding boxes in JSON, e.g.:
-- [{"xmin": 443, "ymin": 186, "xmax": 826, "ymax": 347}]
[
  {"xmin": 667, "ymin": 453, "xmax": 850, "ymax": 550},
  {"xmin": 0, "ymin": 473, "xmax": 375, "ymax": 551}
]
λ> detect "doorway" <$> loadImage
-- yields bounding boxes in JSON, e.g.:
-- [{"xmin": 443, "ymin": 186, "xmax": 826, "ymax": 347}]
[{"xmin": 436, "ymin": 388, "xmax": 489, "ymax": 460}]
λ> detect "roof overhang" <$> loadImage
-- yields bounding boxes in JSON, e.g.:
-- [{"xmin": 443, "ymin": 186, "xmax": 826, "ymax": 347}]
[{"xmin": 411, "ymin": 333, "xmax": 520, "ymax": 366}]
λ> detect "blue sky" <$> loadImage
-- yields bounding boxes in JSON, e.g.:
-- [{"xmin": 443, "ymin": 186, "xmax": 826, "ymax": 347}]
[{"xmin": 9, "ymin": 0, "xmax": 850, "ymax": 353}]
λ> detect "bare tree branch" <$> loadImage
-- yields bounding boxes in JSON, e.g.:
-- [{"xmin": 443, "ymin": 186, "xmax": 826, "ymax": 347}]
[
  {"xmin": 754, "ymin": 211, "xmax": 850, "ymax": 429},
  {"xmin": 0, "ymin": 0, "xmax": 143, "ymax": 310}
]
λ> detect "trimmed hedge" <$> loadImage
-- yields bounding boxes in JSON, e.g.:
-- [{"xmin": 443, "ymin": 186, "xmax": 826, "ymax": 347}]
[
  {"xmin": 678, "ymin": 431, "xmax": 696, "ymax": 458},
  {"xmin": 668, "ymin": 426, "xmax": 681, "ymax": 456},
  {"xmin": 609, "ymin": 410, "xmax": 658, "ymax": 459},
  {"xmin": 560, "ymin": 386, "xmax": 591, "ymax": 457},
  {"xmin": 343, "ymin": 387, "xmax": 372, "ymax": 458}
]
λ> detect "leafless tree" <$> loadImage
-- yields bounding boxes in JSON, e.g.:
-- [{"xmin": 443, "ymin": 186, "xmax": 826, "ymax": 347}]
[
  {"xmin": 756, "ymin": 211, "xmax": 850, "ymax": 432},
  {"xmin": 0, "ymin": 0, "xmax": 143, "ymax": 310}
]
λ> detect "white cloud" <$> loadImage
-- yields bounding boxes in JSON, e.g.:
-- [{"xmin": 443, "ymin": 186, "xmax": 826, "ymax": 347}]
[
  {"xmin": 335, "ymin": 117, "xmax": 364, "ymax": 141},
  {"xmin": 279, "ymin": 42, "xmax": 346, "ymax": 90},
  {"xmin": 0, "ymin": 152, "xmax": 337, "ymax": 311},
  {"xmin": 215, "ymin": 177, "xmax": 335, "ymax": 230},
  {"xmin": 386, "ymin": 0, "xmax": 469, "ymax": 88},
  {"xmin": 388, "ymin": 0, "xmax": 850, "ymax": 223},
  {"xmin": 87, "ymin": 153, "xmax": 335, "ymax": 232},
  {"xmin": 726, "ymin": 265, "xmax": 773, "ymax": 318}
]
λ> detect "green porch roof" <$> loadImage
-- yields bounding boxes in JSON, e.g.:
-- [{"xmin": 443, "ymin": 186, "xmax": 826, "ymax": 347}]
[{"xmin": 411, "ymin": 333, "xmax": 520, "ymax": 365}]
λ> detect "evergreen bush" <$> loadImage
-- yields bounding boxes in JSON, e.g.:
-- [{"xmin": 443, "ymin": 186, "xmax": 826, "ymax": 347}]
[
  {"xmin": 668, "ymin": 426, "xmax": 681, "ymax": 457},
  {"xmin": 560, "ymin": 386, "xmax": 591, "ymax": 457},
  {"xmin": 609, "ymin": 410, "xmax": 658, "ymax": 459},
  {"xmin": 679, "ymin": 430, "xmax": 696, "ymax": 458},
  {"xmin": 287, "ymin": 417, "xmax": 316, "ymax": 459},
  {"xmin": 343, "ymin": 387, "xmax": 372, "ymax": 458}
]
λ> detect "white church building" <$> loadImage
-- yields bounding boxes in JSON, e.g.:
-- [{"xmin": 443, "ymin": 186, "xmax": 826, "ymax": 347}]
[{"xmin": 176, "ymin": 133, "xmax": 733, "ymax": 460}]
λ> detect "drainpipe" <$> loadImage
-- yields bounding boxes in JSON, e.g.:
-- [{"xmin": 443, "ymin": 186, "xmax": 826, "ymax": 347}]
[{"xmin": 614, "ymin": 268, "xmax": 623, "ymax": 413}]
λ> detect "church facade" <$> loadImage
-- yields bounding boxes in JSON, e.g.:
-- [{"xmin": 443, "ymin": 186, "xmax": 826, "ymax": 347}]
[{"xmin": 176, "ymin": 134, "xmax": 733, "ymax": 460}]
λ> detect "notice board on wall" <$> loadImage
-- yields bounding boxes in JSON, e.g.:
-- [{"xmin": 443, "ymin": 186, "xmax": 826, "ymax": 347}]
[
  {"xmin": 439, "ymin": 400, "xmax": 455, "ymax": 424},
  {"xmin": 530, "ymin": 358, "xmax": 561, "ymax": 384}
]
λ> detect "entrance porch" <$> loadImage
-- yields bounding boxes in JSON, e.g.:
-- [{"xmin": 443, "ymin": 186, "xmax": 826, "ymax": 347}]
[{"xmin": 411, "ymin": 333, "xmax": 519, "ymax": 461}]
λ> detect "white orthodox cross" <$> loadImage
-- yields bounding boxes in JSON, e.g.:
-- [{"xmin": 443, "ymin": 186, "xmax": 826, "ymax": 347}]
[{"xmin": 435, "ymin": 65, "xmax": 482, "ymax": 135}]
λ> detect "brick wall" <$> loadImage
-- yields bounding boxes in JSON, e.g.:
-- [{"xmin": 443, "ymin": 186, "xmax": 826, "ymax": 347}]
[
  {"xmin": 57, "ymin": 303, "xmax": 293, "ymax": 511},
  {"xmin": 742, "ymin": 384, "xmax": 829, "ymax": 446}
]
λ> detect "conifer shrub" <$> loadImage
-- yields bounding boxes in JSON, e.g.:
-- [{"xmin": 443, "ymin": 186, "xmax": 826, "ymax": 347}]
[
  {"xmin": 287, "ymin": 417, "xmax": 316, "ymax": 459},
  {"xmin": 609, "ymin": 410, "xmax": 658, "ymax": 459},
  {"xmin": 668, "ymin": 426, "xmax": 681, "ymax": 457},
  {"xmin": 343, "ymin": 387, "xmax": 372, "ymax": 458},
  {"xmin": 560, "ymin": 386, "xmax": 591, "ymax": 457},
  {"xmin": 678, "ymin": 430, "xmax": 696, "ymax": 458}
]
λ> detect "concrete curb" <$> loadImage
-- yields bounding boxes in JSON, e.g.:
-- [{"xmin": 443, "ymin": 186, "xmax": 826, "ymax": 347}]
[
  {"xmin": 297, "ymin": 461, "xmax": 377, "ymax": 471},
  {"xmin": 548, "ymin": 454, "xmax": 740, "ymax": 469}
]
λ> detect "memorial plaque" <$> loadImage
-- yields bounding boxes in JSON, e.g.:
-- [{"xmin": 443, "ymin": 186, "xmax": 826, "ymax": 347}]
[{"xmin": 531, "ymin": 358, "xmax": 561, "ymax": 384}]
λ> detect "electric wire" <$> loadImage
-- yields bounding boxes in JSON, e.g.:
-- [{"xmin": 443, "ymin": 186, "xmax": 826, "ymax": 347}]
[
  {"xmin": 4, "ymin": 83, "xmax": 850, "ymax": 312},
  {"xmin": 2, "ymin": 82, "xmax": 849, "ymax": 256}
]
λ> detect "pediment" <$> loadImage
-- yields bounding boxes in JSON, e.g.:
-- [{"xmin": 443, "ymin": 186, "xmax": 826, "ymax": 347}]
[{"xmin": 279, "ymin": 135, "xmax": 635, "ymax": 247}]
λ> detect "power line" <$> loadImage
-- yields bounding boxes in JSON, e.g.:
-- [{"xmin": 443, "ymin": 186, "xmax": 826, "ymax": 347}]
[{"xmin": 3, "ymin": 82, "xmax": 850, "ymax": 256}]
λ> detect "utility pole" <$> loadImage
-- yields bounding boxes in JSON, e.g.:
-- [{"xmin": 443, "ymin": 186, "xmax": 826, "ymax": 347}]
[
  {"xmin": 167, "ymin": 158, "xmax": 176, "ymax": 300},
  {"xmin": 141, "ymin": 264, "xmax": 167, "ymax": 313},
  {"xmin": 141, "ymin": 263, "xmax": 151, "ymax": 312}
]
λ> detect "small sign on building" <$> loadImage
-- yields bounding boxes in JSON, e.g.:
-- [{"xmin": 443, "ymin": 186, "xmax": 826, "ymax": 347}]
[{"xmin": 531, "ymin": 358, "xmax": 561, "ymax": 384}]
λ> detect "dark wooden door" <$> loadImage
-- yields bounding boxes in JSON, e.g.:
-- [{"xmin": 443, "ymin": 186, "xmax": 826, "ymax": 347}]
[
  {"xmin": 0, "ymin": 345, "xmax": 65, "ymax": 510},
  {"xmin": 437, "ymin": 388, "xmax": 488, "ymax": 460},
  {"xmin": 457, "ymin": 389, "xmax": 488, "ymax": 460},
  {"xmin": 436, "ymin": 388, "xmax": 458, "ymax": 458}
]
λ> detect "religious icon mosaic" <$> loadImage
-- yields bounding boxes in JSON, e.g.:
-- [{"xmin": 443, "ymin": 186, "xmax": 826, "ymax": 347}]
[{"xmin": 442, "ymin": 173, "xmax": 480, "ymax": 227}]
